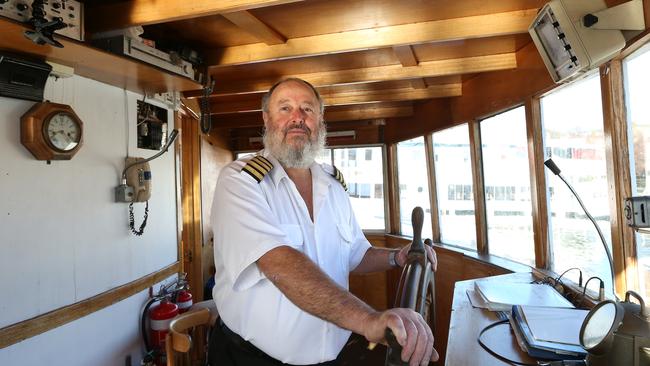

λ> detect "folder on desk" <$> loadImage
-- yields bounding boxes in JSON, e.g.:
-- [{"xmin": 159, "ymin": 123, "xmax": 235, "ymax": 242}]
[
  {"xmin": 509, "ymin": 305, "xmax": 587, "ymax": 360},
  {"xmin": 474, "ymin": 281, "xmax": 574, "ymax": 311}
]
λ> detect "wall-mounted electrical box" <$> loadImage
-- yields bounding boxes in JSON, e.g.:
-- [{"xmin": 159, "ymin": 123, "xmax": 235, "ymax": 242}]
[
  {"xmin": 625, "ymin": 196, "xmax": 650, "ymax": 228},
  {"xmin": 137, "ymin": 100, "xmax": 168, "ymax": 151}
]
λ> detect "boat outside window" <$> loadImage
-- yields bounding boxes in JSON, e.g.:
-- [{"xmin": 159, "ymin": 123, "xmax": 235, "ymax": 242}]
[
  {"xmin": 480, "ymin": 106, "xmax": 535, "ymax": 266},
  {"xmin": 541, "ymin": 74, "xmax": 612, "ymax": 292},
  {"xmin": 432, "ymin": 123, "xmax": 476, "ymax": 250}
]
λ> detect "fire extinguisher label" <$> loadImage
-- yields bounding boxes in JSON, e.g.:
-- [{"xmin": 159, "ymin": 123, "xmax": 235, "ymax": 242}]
[
  {"xmin": 177, "ymin": 300, "xmax": 193, "ymax": 311},
  {"xmin": 150, "ymin": 318, "xmax": 174, "ymax": 331}
]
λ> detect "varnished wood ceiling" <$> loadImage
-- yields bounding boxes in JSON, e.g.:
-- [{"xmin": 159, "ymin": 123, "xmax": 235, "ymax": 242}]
[{"xmin": 86, "ymin": 0, "xmax": 549, "ymax": 128}]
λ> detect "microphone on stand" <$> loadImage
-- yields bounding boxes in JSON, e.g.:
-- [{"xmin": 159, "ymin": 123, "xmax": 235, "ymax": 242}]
[{"xmin": 544, "ymin": 158, "xmax": 616, "ymax": 299}]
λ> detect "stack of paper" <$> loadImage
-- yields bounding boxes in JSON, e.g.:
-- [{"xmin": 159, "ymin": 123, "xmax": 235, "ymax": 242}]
[
  {"xmin": 510, "ymin": 305, "xmax": 588, "ymax": 360},
  {"xmin": 473, "ymin": 281, "xmax": 574, "ymax": 311}
]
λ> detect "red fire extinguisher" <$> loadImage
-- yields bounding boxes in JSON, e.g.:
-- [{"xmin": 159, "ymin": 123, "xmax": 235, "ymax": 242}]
[
  {"xmin": 176, "ymin": 289, "xmax": 193, "ymax": 313},
  {"xmin": 149, "ymin": 299, "xmax": 179, "ymax": 365}
]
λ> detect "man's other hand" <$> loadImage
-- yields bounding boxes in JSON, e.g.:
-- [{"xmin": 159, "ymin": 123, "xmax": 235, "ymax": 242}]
[
  {"xmin": 363, "ymin": 308, "xmax": 439, "ymax": 366},
  {"xmin": 396, "ymin": 243, "xmax": 437, "ymax": 271}
]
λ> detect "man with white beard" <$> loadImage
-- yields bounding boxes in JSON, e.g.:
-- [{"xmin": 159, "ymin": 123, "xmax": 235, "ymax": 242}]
[{"xmin": 208, "ymin": 78, "xmax": 438, "ymax": 366}]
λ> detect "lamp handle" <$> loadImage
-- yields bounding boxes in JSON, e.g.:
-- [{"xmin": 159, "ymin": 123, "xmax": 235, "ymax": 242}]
[{"xmin": 625, "ymin": 290, "xmax": 647, "ymax": 318}]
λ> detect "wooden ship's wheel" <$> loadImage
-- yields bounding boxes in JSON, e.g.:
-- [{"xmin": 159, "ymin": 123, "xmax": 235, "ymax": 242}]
[{"xmin": 385, "ymin": 207, "xmax": 436, "ymax": 366}]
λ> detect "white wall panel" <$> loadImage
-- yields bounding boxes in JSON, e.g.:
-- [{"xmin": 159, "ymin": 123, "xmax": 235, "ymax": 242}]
[{"xmin": 0, "ymin": 74, "xmax": 179, "ymax": 365}]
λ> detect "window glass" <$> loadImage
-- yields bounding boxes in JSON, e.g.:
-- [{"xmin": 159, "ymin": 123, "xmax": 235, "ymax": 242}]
[
  {"xmin": 541, "ymin": 74, "xmax": 612, "ymax": 291},
  {"xmin": 315, "ymin": 148, "xmax": 332, "ymax": 165},
  {"xmin": 333, "ymin": 147, "xmax": 385, "ymax": 230},
  {"xmin": 480, "ymin": 106, "xmax": 535, "ymax": 265},
  {"xmin": 432, "ymin": 124, "xmax": 476, "ymax": 249},
  {"xmin": 397, "ymin": 137, "xmax": 433, "ymax": 239},
  {"xmin": 624, "ymin": 45, "xmax": 650, "ymax": 299}
]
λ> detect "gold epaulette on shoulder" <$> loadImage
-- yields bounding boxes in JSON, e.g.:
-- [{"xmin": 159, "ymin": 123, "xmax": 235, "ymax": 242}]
[
  {"xmin": 331, "ymin": 166, "xmax": 348, "ymax": 191},
  {"xmin": 241, "ymin": 155, "xmax": 273, "ymax": 183}
]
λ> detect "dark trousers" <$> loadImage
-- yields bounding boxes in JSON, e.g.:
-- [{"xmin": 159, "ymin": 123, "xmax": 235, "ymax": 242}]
[{"xmin": 208, "ymin": 320, "xmax": 341, "ymax": 366}]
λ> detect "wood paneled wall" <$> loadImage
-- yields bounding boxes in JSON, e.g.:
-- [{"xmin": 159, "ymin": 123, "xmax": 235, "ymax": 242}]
[
  {"xmin": 349, "ymin": 234, "xmax": 390, "ymax": 311},
  {"xmin": 180, "ymin": 110, "xmax": 204, "ymax": 301},
  {"xmin": 448, "ymin": 42, "xmax": 554, "ymax": 124},
  {"xmin": 384, "ymin": 99, "xmax": 452, "ymax": 144},
  {"xmin": 201, "ymin": 127, "xmax": 235, "ymax": 295}
]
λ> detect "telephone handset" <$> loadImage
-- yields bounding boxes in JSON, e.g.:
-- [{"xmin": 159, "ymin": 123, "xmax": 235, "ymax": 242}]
[{"xmin": 124, "ymin": 157, "xmax": 152, "ymax": 202}]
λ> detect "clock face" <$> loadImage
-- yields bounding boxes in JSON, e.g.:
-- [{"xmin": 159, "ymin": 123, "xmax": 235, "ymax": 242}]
[{"xmin": 44, "ymin": 112, "xmax": 81, "ymax": 152}]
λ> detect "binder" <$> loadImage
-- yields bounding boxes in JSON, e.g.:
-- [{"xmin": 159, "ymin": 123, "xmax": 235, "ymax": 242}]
[
  {"xmin": 510, "ymin": 305, "xmax": 587, "ymax": 360},
  {"xmin": 474, "ymin": 281, "xmax": 574, "ymax": 311}
]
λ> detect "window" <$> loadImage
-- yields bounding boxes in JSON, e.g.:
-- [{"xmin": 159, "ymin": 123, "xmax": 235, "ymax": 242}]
[
  {"xmin": 432, "ymin": 124, "xmax": 476, "ymax": 249},
  {"xmin": 480, "ymin": 106, "xmax": 535, "ymax": 266},
  {"xmin": 397, "ymin": 137, "xmax": 433, "ymax": 239},
  {"xmin": 333, "ymin": 146, "xmax": 385, "ymax": 231},
  {"xmin": 541, "ymin": 74, "xmax": 612, "ymax": 291},
  {"xmin": 348, "ymin": 149, "xmax": 356, "ymax": 161},
  {"xmin": 315, "ymin": 148, "xmax": 333, "ymax": 165},
  {"xmin": 625, "ymin": 44, "xmax": 650, "ymax": 299}
]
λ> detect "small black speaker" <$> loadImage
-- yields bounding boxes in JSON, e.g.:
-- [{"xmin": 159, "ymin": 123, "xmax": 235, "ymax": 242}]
[{"xmin": 0, "ymin": 53, "xmax": 52, "ymax": 102}]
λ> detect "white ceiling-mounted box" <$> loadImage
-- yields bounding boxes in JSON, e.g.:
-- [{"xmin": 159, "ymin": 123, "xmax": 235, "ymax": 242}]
[{"xmin": 528, "ymin": 0, "xmax": 635, "ymax": 83}]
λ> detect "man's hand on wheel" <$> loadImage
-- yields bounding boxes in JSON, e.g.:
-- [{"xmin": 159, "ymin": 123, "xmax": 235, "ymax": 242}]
[
  {"xmin": 363, "ymin": 308, "xmax": 439, "ymax": 366},
  {"xmin": 396, "ymin": 243, "xmax": 437, "ymax": 271}
]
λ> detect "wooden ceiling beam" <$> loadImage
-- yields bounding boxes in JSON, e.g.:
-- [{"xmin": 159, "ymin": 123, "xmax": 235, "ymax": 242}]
[
  {"xmin": 324, "ymin": 105, "xmax": 414, "ymax": 122},
  {"xmin": 324, "ymin": 84, "xmax": 460, "ymax": 106},
  {"xmin": 210, "ymin": 84, "xmax": 460, "ymax": 114},
  {"xmin": 392, "ymin": 45, "xmax": 428, "ymax": 89},
  {"xmin": 87, "ymin": 0, "xmax": 304, "ymax": 32},
  {"xmin": 222, "ymin": 11, "xmax": 287, "ymax": 45},
  {"xmin": 393, "ymin": 46, "xmax": 419, "ymax": 67},
  {"xmin": 204, "ymin": 9, "xmax": 537, "ymax": 66},
  {"xmin": 184, "ymin": 53, "xmax": 515, "ymax": 98},
  {"xmin": 410, "ymin": 79, "xmax": 428, "ymax": 89},
  {"xmin": 212, "ymin": 104, "xmax": 415, "ymax": 128}
]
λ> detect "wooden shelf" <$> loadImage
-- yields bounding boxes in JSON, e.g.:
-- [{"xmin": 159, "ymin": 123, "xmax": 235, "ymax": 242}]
[{"xmin": 0, "ymin": 18, "xmax": 201, "ymax": 95}]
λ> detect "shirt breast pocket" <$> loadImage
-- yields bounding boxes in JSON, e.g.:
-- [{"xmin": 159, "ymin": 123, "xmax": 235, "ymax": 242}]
[
  {"xmin": 336, "ymin": 222, "xmax": 354, "ymax": 272},
  {"xmin": 336, "ymin": 222, "xmax": 354, "ymax": 244},
  {"xmin": 279, "ymin": 224, "xmax": 304, "ymax": 249}
]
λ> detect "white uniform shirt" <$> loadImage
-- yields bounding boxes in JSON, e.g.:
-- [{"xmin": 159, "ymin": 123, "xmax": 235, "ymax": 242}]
[{"xmin": 211, "ymin": 150, "xmax": 371, "ymax": 365}]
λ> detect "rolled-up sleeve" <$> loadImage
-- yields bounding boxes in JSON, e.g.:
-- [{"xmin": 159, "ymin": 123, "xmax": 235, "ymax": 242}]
[{"xmin": 212, "ymin": 167, "xmax": 299, "ymax": 291}]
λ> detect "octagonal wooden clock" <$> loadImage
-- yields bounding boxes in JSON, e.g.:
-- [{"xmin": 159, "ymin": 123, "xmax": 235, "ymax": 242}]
[{"xmin": 21, "ymin": 102, "xmax": 84, "ymax": 160}]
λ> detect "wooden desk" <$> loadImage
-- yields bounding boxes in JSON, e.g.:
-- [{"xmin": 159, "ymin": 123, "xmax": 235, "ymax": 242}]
[{"xmin": 445, "ymin": 272, "xmax": 538, "ymax": 366}]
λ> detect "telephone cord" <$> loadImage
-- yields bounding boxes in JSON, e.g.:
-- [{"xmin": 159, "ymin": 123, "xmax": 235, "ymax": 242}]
[
  {"xmin": 129, "ymin": 201, "xmax": 149, "ymax": 236},
  {"xmin": 477, "ymin": 320, "xmax": 539, "ymax": 366}
]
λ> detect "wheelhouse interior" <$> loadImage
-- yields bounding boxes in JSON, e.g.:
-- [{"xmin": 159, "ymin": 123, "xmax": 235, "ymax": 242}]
[{"xmin": 2, "ymin": 0, "xmax": 650, "ymax": 365}]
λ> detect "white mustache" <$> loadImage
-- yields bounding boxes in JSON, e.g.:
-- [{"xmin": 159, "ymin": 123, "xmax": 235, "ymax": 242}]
[{"xmin": 283, "ymin": 123, "xmax": 311, "ymax": 135}]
